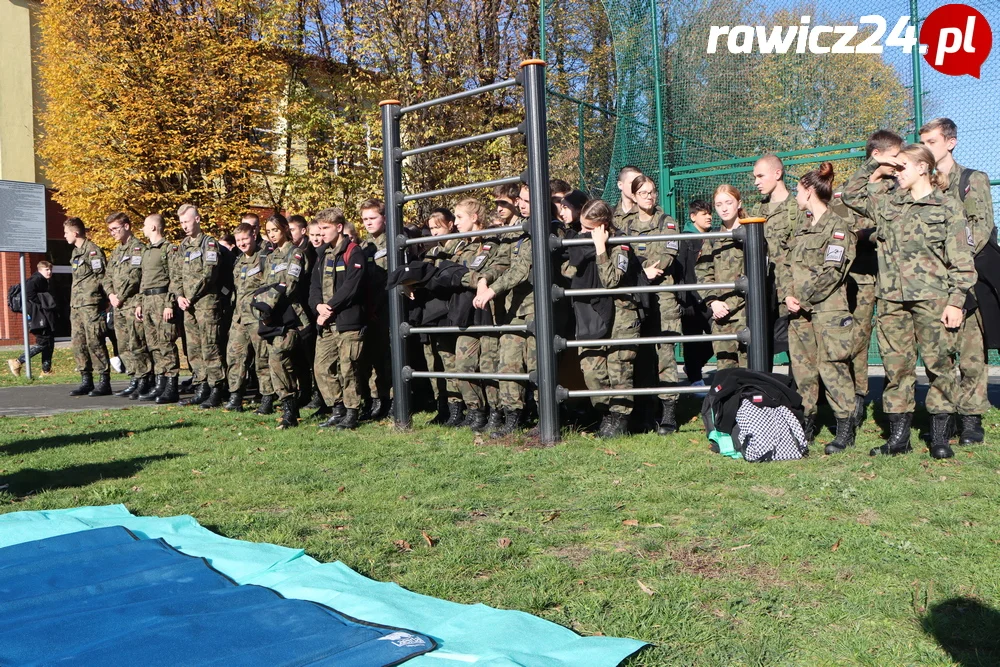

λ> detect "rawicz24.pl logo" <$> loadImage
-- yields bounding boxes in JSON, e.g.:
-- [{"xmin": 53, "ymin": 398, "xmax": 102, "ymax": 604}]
[{"xmin": 706, "ymin": 3, "xmax": 993, "ymax": 77}]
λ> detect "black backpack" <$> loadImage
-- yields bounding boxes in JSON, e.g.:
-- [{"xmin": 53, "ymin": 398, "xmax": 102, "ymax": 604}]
[{"xmin": 7, "ymin": 284, "xmax": 21, "ymax": 314}]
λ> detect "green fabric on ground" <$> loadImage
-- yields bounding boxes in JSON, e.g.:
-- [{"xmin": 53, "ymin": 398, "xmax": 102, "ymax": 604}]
[{"xmin": 0, "ymin": 505, "xmax": 645, "ymax": 666}]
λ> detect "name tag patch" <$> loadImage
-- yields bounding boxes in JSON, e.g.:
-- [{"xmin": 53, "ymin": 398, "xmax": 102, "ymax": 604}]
[
  {"xmin": 824, "ymin": 245, "xmax": 845, "ymax": 263},
  {"xmin": 274, "ymin": 262, "xmax": 288, "ymax": 273},
  {"xmin": 130, "ymin": 256, "xmax": 142, "ymax": 266},
  {"xmin": 374, "ymin": 248, "xmax": 387, "ymax": 260},
  {"xmin": 246, "ymin": 266, "xmax": 261, "ymax": 277},
  {"xmin": 188, "ymin": 250, "xmax": 202, "ymax": 261}
]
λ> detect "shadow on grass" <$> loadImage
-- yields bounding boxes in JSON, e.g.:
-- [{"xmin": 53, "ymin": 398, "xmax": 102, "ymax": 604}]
[
  {"xmin": 923, "ymin": 597, "xmax": 1000, "ymax": 666},
  {"xmin": 1, "ymin": 423, "xmax": 185, "ymax": 457},
  {"xmin": 2, "ymin": 453, "xmax": 183, "ymax": 497}
]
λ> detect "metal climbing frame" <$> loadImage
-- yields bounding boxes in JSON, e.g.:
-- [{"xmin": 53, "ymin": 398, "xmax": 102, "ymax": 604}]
[{"xmin": 381, "ymin": 62, "xmax": 772, "ymax": 444}]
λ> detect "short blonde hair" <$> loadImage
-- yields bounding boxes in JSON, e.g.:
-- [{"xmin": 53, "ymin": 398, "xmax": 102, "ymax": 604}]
[{"xmin": 177, "ymin": 203, "xmax": 199, "ymax": 218}]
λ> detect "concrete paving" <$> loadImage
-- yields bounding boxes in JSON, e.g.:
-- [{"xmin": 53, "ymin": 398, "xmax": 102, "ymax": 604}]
[{"xmin": 0, "ymin": 381, "xmax": 170, "ymax": 417}]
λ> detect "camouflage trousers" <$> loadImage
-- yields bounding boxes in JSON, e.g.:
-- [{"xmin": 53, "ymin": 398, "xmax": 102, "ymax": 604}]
[
  {"xmin": 185, "ymin": 297, "xmax": 225, "ymax": 386},
  {"xmin": 423, "ymin": 335, "xmax": 459, "ymax": 405},
  {"xmin": 580, "ymin": 309, "xmax": 639, "ymax": 415},
  {"xmin": 314, "ymin": 326, "xmax": 364, "ymax": 410},
  {"xmin": 455, "ymin": 334, "xmax": 485, "ymax": 409},
  {"xmin": 847, "ymin": 275, "xmax": 876, "ymax": 398},
  {"xmin": 710, "ymin": 308, "xmax": 746, "ymax": 370},
  {"xmin": 957, "ymin": 308, "xmax": 989, "ymax": 415},
  {"xmin": 498, "ymin": 325, "xmax": 536, "ymax": 410},
  {"xmin": 876, "ymin": 298, "xmax": 960, "ymax": 414},
  {"xmin": 480, "ymin": 334, "xmax": 500, "ymax": 408},
  {"xmin": 643, "ymin": 313, "xmax": 680, "ymax": 398},
  {"xmin": 362, "ymin": 309, "xmax": 392, "ymax": 399},
  {"xmin": 141, "ymin": 293, "xmax": 179, "ymax": 377},
  {"xmin": 70, "ymin": 305, "xmax": 109, "ymax": 374},
  {"xmin": 225, "ymin": 320, "xmax": 270, "ymax": 394},
  {"xmin": 788, "ymin": 310, "xmax": 856, "ymax": 418},
  {"xmin": 114, "ymin": 302, "xmax": 151, "ymax": 378},
  {"xmin": 266, "ymin": 328, "xmax": 300, "ymax": 401}
]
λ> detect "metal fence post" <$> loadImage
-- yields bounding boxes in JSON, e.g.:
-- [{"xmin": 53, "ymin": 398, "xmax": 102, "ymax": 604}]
[
  {"xmin": 380, "ymin": 99, "xmax": 411, "ymax": 429},
  {"xmin": 521, "ymin": 59, "xmax": 560, "ymax": 444},
  {"xmin": 741, "ymin": 218, "xmax": 771, "ymax": 372}
]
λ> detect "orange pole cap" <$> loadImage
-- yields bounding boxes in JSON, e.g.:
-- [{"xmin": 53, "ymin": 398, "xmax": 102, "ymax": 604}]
[
  {"xmin": 379, "ymin": 99, "xmax": 401, "ymax": 107},
  {"xmin": 738, "ymin": 217, "xmax": 767, "ymax": 224},
  {"xmin": 519, "ymin": 59, "xmax": 546, "ymax": 67}
]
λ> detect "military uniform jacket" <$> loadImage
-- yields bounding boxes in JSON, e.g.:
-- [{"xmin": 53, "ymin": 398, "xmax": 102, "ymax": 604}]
[
  {"xmin": 623, "ymin": 210, "xmax": 682, "ymax": 322},
  {"xmin": 489, "ymin": 234, "xmax": 535, "ymax": 321},
  {"xmin": 309, "ymin": 237, "xmax": 368, "ymax": 333},
  {"xmin": 780, "ymin": 209, "xmax": 856, "ymax": 313},
  {"xmin": 139, "ymin": 239, "xmax": 178, "ymax": 302},
  {"xmin": 70, "ymin": 239, "xmax": 107, "ymax": 308},
  {"xmin": 694, "ymin": 228, "xmax": 745, "ymax": 314},
  {"xmin": 751, "ymin": 195, "xmax": 801, "ymax": 290},
  {"xmin": 456, "ymin": 236, "xmax": 510, "ymax": 289},
  {"xmin": 107, "ymin": 236, "xmax": 146, "ymax": 308},
  {"xmin": 612, "ymin": 200, "xmax": 635, "ymax": 230},
  {"xmin": 830, "ymin": 195, "xmax": 877, "ymax": 279},
  {"xmin": 364, "ymin": 233, "xmax": 389, "ymax": 304},
  {"xmin": 943, "ymin": 160, "xmax": 994, "ymax": 254},
  {"xmin": 174, "ymin": 233, "xmax": 221, "ymax": 304},
  {"xmin": 252, "ymin": 241, "xmax": 309, "ymax": 330},
  {"xmin": 232, "ymin": 249, "xmax": 265, "ymax": 325},
  {"xmin": 843, "ymin": 158, "xmax": 977, "ymax": 308}
]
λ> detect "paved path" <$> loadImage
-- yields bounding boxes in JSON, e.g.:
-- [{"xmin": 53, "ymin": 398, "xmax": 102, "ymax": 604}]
[{"xmin": 0, "ymin": 382, "xmax": 168, "ymax": 417}]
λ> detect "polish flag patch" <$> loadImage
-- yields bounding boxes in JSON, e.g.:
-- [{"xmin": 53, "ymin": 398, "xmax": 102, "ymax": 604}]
[
  {"xmin": 752, "ymin": 395, "xmax": 763, "ymax": 403},
  {"xmin": 833, "ymin": 232, "xmax": 846, "ymax": 240}
]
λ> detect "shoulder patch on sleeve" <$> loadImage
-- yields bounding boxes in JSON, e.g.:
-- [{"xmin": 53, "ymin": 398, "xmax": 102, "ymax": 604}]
[
  {"xmin": 824, "ymin": 245, "xmax": 845, "ymax": 263},
  {"xmin": 616, "ymin": 252, "xmax": 629, "ymax": 272},
  {"xmin": 833, "ymin": 231, "xmax": 846, "ymax": 240},
  {"xmin": 967, "ymin": 226, "xmax": 975, "ymax": 247}
]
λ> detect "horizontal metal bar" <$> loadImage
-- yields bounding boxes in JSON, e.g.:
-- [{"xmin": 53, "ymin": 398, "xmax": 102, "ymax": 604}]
[
  {"xmin": 561, "ymin": 385, "xmax": 710, "ymax": 399},
  {"xmin": 402, "ymin": 176, "xmax": 523, "ymax": 203},
  {"xmin": 401, "ymin": 126, "xmax": 523, "ymax": 158},
  {"xmin": 564, "ymin": 333, "xmax": 741, "ymax": 348},
  {"xmin": 559, "ymin": 282, "xmax": 736, "ymax": 298},
  {"xmin": 403, "ymin": 222, "xmax": 527, "ymax": 246},
  {"xmin": 557, "ymin": 231, "xmax": 732, "ymax": 247},
  {"xmin": 402, "ymin": 323, "xmax": 530, "ymax": 336},
  {"xmin": 405, "ymin": 370, "xmax": 531, "ymax": 382},
  {"xmin": 400, "ymin": 79, "xmax": 519, "ymax": 114}
]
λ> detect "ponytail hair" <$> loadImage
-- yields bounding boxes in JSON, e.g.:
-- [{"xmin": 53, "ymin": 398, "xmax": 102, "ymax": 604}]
[
  {"xmin": 455, "ymin": 197, "xmax": 488, "ymax": 230},
  {"xmin": 799, "ymin": 162, "xmax": 835, "ymax": 203},
  {"xmin": 580, "ymin": 199, "xmax": 615, "ymax": 229},
  {"xmin": 898, "ymin": 144, "xmax": 942, "ymax": 189},
  {"xmin": 712, "ymin": 184, "xmax": 747, "ymax": 219}
]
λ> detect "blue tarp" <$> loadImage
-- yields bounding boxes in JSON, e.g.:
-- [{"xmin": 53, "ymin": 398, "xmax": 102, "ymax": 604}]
[
  {"xmin": 0, "ymin": 506, "xmax": 646, "ymax": 666},
  {"xmin": 0, "ymin": 525, "xmax": 436, "ymax": 666}
]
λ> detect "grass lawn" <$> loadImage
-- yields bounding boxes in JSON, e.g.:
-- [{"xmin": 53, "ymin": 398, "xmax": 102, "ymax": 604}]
[
  {"xmin": 1, "ymin": 348, "xmax": 79, "ymax": 387},
  {"xmin": 1, "ymin": 399, "xmax": 999, "ymax": 665}
]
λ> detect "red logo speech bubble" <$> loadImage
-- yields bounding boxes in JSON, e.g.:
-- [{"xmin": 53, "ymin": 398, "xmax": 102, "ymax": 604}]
[{"xmin": 920, "ymin": 4, "xmax": 993, "ymax": 78}]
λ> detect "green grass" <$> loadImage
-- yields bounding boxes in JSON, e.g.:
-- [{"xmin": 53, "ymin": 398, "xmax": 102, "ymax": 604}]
[
  {"xmin": 2, "ymin": 401, "xmax": 999, "ymax": 665},
  {"xmin": 1, "ymin": 348, "xmax": 86, "ymax": 387}
]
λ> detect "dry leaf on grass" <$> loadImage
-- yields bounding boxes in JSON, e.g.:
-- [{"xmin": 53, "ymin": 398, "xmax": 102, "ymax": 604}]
[
  {"xmin": 730, "ymin": 544, "xmax": 752, "ymax": 551},
  {"xmin": 497, "ymin": 537, "xmax": 512, "ymax": 549},
  {"xmin": 637, "ymin": 580, "xmax": 655, "ymax": 596},
  {"xmin": 622, "ymin": 519, "xmax": 639, "ymax": 527},
  {"xmin": 831, "ymin": 538, "xmax": 842, "ymax": 552},
  {"xmin": 602, "ymin": 448, "xmax": 618, "ymax": 456},
  {"xmin": 542, "ymin": 511, "xmax": 560, "ymax": 523},
  {"xmin": 394, "ymin": 540, "xmax": 412, "ymax": 552},
  {"xmin": 337, "ymin": 486, "xmax": 346, "ymax": 493},
  {"xmin": 422, "ymin": 531, "xmax": 437, "ymax": 547}
]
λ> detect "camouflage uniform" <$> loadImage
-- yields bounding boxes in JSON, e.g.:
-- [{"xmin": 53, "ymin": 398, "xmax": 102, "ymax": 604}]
[
  {"xmin": 779, "ymin": 210, "xmax": 857, "ymax": 418},
  {"xmin": 943, "ymin": 161, "xmax": 995, "ymax": 417},
  {"xmin": 612, "ymin": 199, "xmax": 635, "ymax": 231},
  {"xmin": 108, "ymin": 235, "xmax": 152, "ymax": 379},
  {"xmin": 422, "ymin": 240, "xmax": 463, "ymax": 405},
  {"xmin": 578, "ymin": 244, "xmax": 641, "ymax": 415},
  {"xmin": 226, "ymin": 248, "xmax": 271, "ymax": 395},
  {"xmin": 477, "ymin": 235, "xmax": 512, "ymax": 409},
  {"xmin": 176, "ymin": 233, "xmax": 225, "ymax": 386},
  {"xmin": 139, "ymin": 239, "xmax": 180, "ymax": 377},
  {"xmin": 363, "ymin": 232, "xmax": 391, "ymax": 401},
  {"xmin": 843, "ymin": 158, "xmax": 977, "ymax": 414},
  {"xmin": 489, "ymin": 234, "xmax": 536, "ymax": 410},
  {"xmin": 256, "ymin": 241, "xmax": 309, "ymax": 401},
  {"xmin": 752, "ymin": 195, "xmax": 802, "ymax": 357},
  {"xmin": 69, "ymin": 239, "xmax": 110, "ymax": 374},
  {"xmin": 694, "ymin": 230, "xmax": 746, "ymax": 369},
  {"xmin": 621, "ymin": 210, "xmax": 682, "ymax": 393}
]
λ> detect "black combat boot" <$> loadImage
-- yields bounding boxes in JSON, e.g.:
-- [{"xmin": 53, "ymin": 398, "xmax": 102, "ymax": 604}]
[
  {"xmin": 598, "ymin": 412, "xmax": 628, "ymax": 439},
  {"xmin": 929, "ymin": 414, "xmax": 955, "ymax": 459},
  {"xmin": 180, "ymin": 382, "xmax": 210, "ymax": 406},
  {"xmin": 490, "ymin": 408, "xmax": 522, "ymax": 438},
  {"xmin": 138, "ymin": 375, "xmax": 165, "ymax": 401},
  {"xmin": 255, "ymin": 394, "xmax": 275, "ymax": 415},
  {"xmin": 304, "ymin": 389, "xmax": 324, "ymax": 410},
  {"xmin": 801, "ymin": 414, "xmax": 817, "ymax": 444},
  {"xmin": 870, "ymin": 412, "xmax": 913, "ymax": 456},
  {"xmin": 200, "ymin": 384, "xmax": 227, "ymax": 409},
  {"xmin": 465, "ymin": 408, "xmax": 488, "ymax": 432},
  {"xmin": 179, "ymin": 377, "xmax": 194, "ymax": 394},
  {"xmin": 224, "ymin": 389, "xmax": 243, "ymax": 412},
  {"xmin": 88, "ymin": 371, "xmax": 112, "ymax": 397},
  {"xmin": 852, "ymin": 395, "xmax": 866, "ymax": 427},
  {"xmin": 70, "ymin": 372, "xmax": 94, "ymax": 396},
  {"xmin": 444, "ymin": 402, "xmax": 465, "ymax": 427},
  {"xmin": 319, "ymin": 402, "xmax": 346, "ymax": 428},
  {"xmin": 155, "ymin": 376, "xmax": 179, "ymax": 404},
  {"xmin": 958, "ymin": 414, "xmax": 985, "ymax": 444},
  {"xmin": 131, "ymin": 375, "xmax": 153, "ymax": 401},
  {"xmin": 824, "ymin": 417, "xmax": 856, "ymax": 455},
  {"xmin": 337, "ymin": 408, "xmax": 360, "ymax": 430},
  {"xmin": 116, "ymin": 376, "xmax": 140, "ymax": 397},
  {"xmin": 363, "ymin": 398, "xmax": 383, "ymax": 422},
  {"xmin": 277, "ymin": 397, "xmax": 298, "ymax": 429},
  {"xmin": 657, "ymin": 398, "xmax": 678, "ymax": 435},
  {"xmin": 484, "ymin": 408, "xmax": 504, "ymax": 434}
]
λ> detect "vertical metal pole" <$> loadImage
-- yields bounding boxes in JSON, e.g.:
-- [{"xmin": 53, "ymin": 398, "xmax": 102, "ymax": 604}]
[
  {"xmin": 539, "ymin": 0, "xmax": 546, "ymax": 61},
  {"xmin": 380, "ymin": 100, "xmax": 411, "ymax": 429},
  {"xmin": 742, "ymin": 220, "xmax": 771, "ymax": 372},
  {"xmin": 20, "ymin": 253, "xmax": 32, "ymax": 380},
  {"xmin": 521, "ymin": 59, "xmax": 560, "ymax": 444},
  {"xmin": 909, "ymin": 0, "xmax": 924, "ymax": 139},
  {"xmin": 577, "ymin": 102, "xmax": 586, "ymax": 190},
  {"xmin": 649, "ymin": 0, "xmax": 667, "ymax": 213}
]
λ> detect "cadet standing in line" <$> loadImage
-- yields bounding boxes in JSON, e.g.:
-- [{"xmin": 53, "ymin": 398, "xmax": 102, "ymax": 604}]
[
  {"xmin": 780, "ymin": 163, "xmax": 857, "ymax": 451},
  {"xmin": 570, "ymin": 200, "xmax": 642, "ymax": 438},
  {"xmin": 621, "ymin": 175, "xmax": 683, "ymax": 435},
  {"xmin": 612, "ymin": 166, "xmax": 642, "ymax": 229},
  {"xmin": 221, "ymin": 223, "xmax": 270, "ymax": 412},
  {"xmin": 843, "ymin": 144, "xmax": 976, "ymax": 459},
  {"xmin": 135, "ymin": 214, "xmax": 180, "ymax": 404},
  {"xmin": 310, "ymin": 208, "xmax": 369, "ymax": 431},
  {"xmin": 175, "ymin": 204, "xmax": 227, "ymax": 408},
  {"xmin": 65, "ymin": 217, "xmax": 111, "ymax": 397},
  {"xmin": 677, "ymin": 200, "xmax": 715, "ymax": 387},
  {"xmin": 359, "ymin": 199, "xmax": 392, "ymax": 421},
  {"xmin": 696, "ymin": 185, "xmax": 749, "ymax": 369},
  {"xmin": 290, "ymin": 214, "xmax": 321, "ymax": 411},
  {"xmin": 105, "ymin": 212, "xmax": 153, "ymax": 398},
  {"xmin": 920, "ymin": 117, "xmax": 995, "ymax": 445},
  {"xmin": 252, "ymin": 214, "xmax": 310, "ymax": 429}
]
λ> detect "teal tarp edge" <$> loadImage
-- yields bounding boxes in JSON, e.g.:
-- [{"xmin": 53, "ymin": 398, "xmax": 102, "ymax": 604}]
[{"xmin": 0, "ymin": 505, "xmax": 646, "ymax": 667}]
